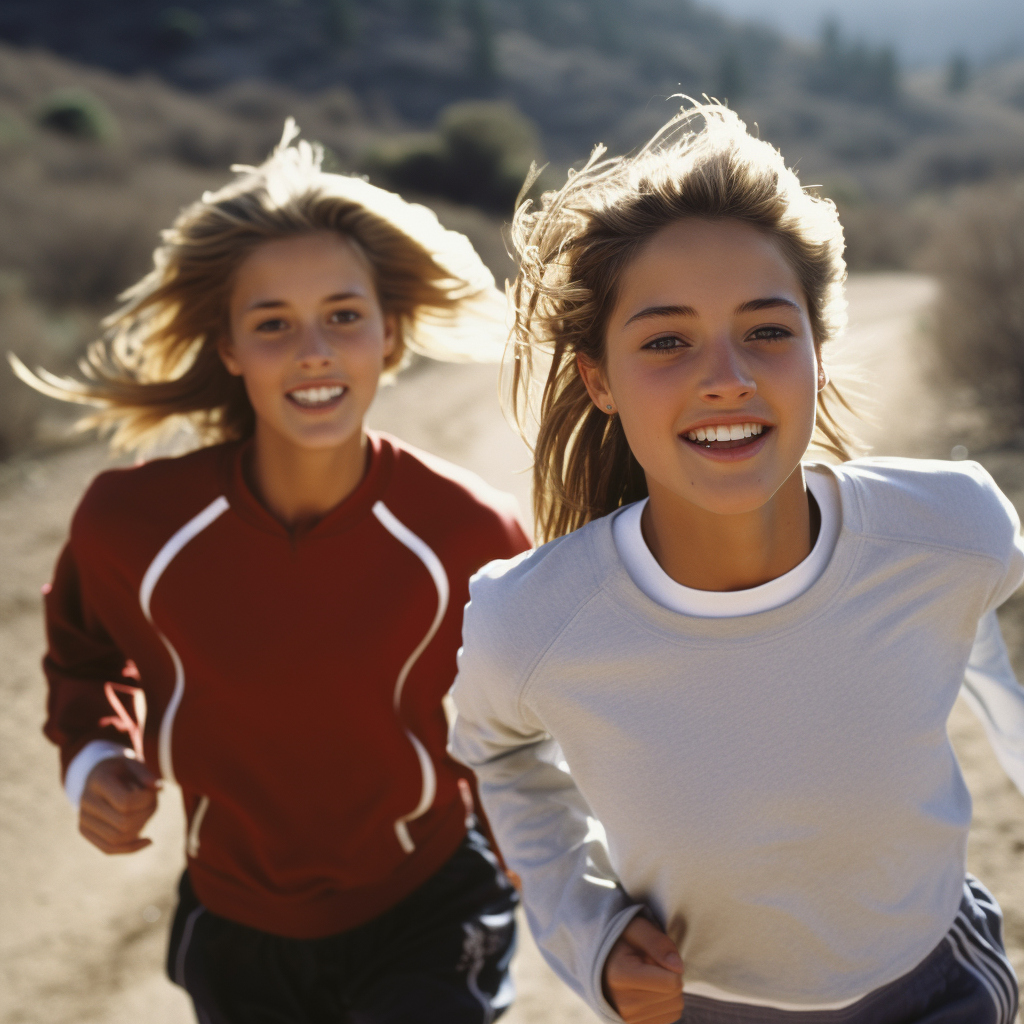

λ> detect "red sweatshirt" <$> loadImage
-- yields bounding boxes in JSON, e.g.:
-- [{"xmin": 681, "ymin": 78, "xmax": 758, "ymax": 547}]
[{"xmin": 43, "ymin": 432, "xmax": 530, "ymax": 938}]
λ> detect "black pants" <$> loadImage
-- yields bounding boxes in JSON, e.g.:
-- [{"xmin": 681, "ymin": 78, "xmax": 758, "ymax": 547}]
[{"xmin": 167, "ymin": 829, "xmax": 518, "ymax": 1024}]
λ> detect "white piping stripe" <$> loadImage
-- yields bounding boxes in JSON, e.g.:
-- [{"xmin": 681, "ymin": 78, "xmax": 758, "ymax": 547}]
[
  {"xmin": 945, "ymin": 926, "xmax": 1007, "ymax": 1024},
  {"xmin": 462, "ymin": 922, "xmax": 496, "ymax": 1024},
  {"xmin": 959, "ymin": 932, "xmax": 1010, "ymax": 1024},
  {"xmin": 174, "ymin": 904, "xmax": 206, "ymax": 987},
  {"xmin": 139, "ymin": 496, "xmax": 230, "ymax": 784},
  {"xmin": 957, "ymin": 909, "xmax": 1018, "ymax": 1014},
  {"xmin": 371, "ymin": 500, "xmax": 449, "ymax": 854},
  {"xmin": 954, "ymin": 912, "xmax": 1018, "ymax": 1019},
  {"xmin": 186, "ymin": 795, "xmax": 210, "ymax": 859}
]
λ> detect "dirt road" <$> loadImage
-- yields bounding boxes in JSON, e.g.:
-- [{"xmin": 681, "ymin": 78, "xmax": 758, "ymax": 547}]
[{"xmin": 1, "ymin": 273, "xmax": 1021, "ymax": 1023}]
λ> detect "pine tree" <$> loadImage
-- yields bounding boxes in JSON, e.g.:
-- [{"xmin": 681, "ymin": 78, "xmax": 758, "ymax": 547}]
[
  {"xmin": 947, "ymin": 52, "xmax": 971, "ymax": 94},
  {"xmin": 462, "ymin": 0, "xmax": 497, "ymax": 80},
  {"xmin": 717, "ymin": 47, "xmax": 745, "ymax": 103},
  {"xmin": 324, "ymin": 0, "xmax": 358, "ymax": 47}
]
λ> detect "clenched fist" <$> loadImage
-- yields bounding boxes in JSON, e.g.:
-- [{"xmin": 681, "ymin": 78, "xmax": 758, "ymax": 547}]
[
  {"xmin": 79, "ymin": 756, "xmax": 160, "ymax": 854},
  {"xmin": 603, "ymin": 916, "xmax": 684, "ymax": 1024}
]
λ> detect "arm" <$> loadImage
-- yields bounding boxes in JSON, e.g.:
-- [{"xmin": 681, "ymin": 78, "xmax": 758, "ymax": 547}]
[
  {"xmin": 449, "ymin": 582, "xmax": 662, "ymax": 1022},
  {"xmin": 43, "ymin": 542, "xmax": 159, "ymax": 849},
  {"xmin": 962, "ymin": 610, "xmax": 1024, "ymax": 796}
]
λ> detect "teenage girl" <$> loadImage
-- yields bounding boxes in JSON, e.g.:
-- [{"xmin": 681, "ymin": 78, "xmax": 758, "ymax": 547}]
[
  {"xmin": 450, "ymin": 104, "xmax": 1024, "ymax": 1024},
  {"xmin": 23, "ymin": 124, "xmax": 529, "ymax": 1023}
]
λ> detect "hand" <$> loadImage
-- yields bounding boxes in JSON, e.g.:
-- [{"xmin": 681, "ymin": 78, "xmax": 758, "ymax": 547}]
[
  {"xmin": 79, "ymin": 756, "xmax": 160, "ymax": 854},
  {"xmin": 603, "ymin": 917, "xmax": 684, "ymax": 1024}
]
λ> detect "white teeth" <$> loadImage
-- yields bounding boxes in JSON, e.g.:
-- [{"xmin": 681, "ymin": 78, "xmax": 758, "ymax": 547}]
[
  {"xmin": 685, "ymin": 422, "xmax": 766, "ymax": 443},
  {"xmin": 289, "ymin": 385, "xmax": 345, "ymax": 407}
]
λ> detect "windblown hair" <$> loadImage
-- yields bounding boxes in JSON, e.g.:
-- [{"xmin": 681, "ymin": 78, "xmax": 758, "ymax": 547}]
[
  {"xmin": 508, "ymin": 101, "xmax": 858, "ymax": 543},
  {"xmin": 12, "ymin": 121, "xmax": 508, "ymax": 453}
]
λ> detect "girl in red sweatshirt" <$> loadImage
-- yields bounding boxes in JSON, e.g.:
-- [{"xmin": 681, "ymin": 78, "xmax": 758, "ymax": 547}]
[{"xmin": 20, "ymin": 122, "xmax": 529, "ymax": 1023}]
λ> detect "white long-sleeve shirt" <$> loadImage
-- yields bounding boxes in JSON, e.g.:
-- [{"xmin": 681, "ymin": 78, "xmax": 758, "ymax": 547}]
[
  {"xmin": 450, "ymin": 458, "xmax": 1024, "ymax": 1020},
  {"xmin": 612, "ymin": 468, "xmax": 1024, "ymax": 797}
]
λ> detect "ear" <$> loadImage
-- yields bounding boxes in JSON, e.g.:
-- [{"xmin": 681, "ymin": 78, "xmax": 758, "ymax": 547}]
[
  {"xmin": 217, "ymin": 334, "xmax": 243, "ymax": 377},
  {"xmin": 382, "ymin": 314, "xmax": 398, "ymax": 361},
  {"xmin": 814, "ymin": 347, "xmax": 829, "ymax": 393},
  {"xmin": 576, "ymin": 352, "xmax": 616, "ymax": 415}
]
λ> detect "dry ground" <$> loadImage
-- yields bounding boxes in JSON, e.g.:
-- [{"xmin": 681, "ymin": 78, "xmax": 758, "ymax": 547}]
[{"xmin": 1, "ymin": 273, "xmax": 1022, "ymax": 1023}]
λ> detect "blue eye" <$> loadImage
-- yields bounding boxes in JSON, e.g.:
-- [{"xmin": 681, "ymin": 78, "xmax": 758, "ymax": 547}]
[{"xmin": 643, "ymin": 335, "xmax": 686, "ymax": 351}]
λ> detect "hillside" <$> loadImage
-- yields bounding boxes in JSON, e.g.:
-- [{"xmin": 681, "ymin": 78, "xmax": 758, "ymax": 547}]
[
  {"xmin": 2, "ymin": 1, "xmax": 1024, "ymax": 454},
  {"xmin": 707, "ymin": 0, "xmax": 1024, "ymax": 64}
]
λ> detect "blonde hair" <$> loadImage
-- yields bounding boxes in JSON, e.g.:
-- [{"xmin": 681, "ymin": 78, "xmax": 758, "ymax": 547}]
[
  {"xmin": 12, "ymin": 121, "xmax": 508, "ymax": 453},
  {"xmin": 508, "ymin": 101, "xmax": 858, "ymax": 543}
]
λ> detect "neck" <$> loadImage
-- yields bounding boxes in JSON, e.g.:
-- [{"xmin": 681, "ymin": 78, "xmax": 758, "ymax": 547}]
[
  {"xmin": 247, "ymin": 423, "xmax": 368, "ymax": 531},
  {"xmin": 641, "ymin": 468, "xmax": 817, "ymax": 592}
]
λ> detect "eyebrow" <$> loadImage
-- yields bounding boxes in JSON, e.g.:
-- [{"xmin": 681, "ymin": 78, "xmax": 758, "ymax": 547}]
[
  {"xmin": 735, "ymin": 297, "xmax": 803, "ymax": 314},
  {"xmin": 623, "ymin": 296, "xmax": 802, "ymax": 326},
  {"xmin": 623, "ymin": 304, "xmax": 697, "ymax": 326},
  {"xmin": 244, "ymin": 291, "xmax": 364, "ymax": 312}
]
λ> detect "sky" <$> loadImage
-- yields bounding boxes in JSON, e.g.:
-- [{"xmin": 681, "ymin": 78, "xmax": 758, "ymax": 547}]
[{"xmin": 702, "ymin": 0, "xmax": 1024, "ymax": 65}]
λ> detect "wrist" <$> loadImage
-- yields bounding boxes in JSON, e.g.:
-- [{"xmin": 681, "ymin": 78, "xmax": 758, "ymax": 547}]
[{"xmin": 65, "ymin": 740, "xmax": 136, "ymax": 809}]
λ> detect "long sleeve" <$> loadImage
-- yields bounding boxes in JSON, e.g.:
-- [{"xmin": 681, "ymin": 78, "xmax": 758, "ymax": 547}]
[
  {"xmin": 42, "ymin": 542, "xmax": 136, "ymax": 779},
  {"xmin": 449, "ymin": 577, "xmax": 644, "ymax": 1023},
  {"xmin": 962, "ymin": 610, "xmax": 1024, "ymax": 796}
]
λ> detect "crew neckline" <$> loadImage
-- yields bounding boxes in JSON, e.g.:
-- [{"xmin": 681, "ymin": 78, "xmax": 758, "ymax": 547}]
[
  {"xmin": 611, "ymin": 466, "xmax": 841, "ymax": 618},
  {"xmin": 221, "ymin": 430, "xmax": 393, "ymax": 538}
]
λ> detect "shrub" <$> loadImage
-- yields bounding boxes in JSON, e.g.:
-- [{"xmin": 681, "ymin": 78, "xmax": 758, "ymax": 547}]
[
  {"xmin": 364, "ymin": 100, "xmax": 542, "ymax": 214},
  {"xmin": 154, "ymin": 7, "xmax": 206, "ymax": 52},
  {"xmin": 36, "ymin": 88, "xmax": 118, "ymax": 143},
  {"xmin": 923, "ymin": 178, "xmax": 1024, "ymax": 424}
]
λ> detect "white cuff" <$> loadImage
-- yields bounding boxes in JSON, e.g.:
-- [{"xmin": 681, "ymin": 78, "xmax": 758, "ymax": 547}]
[{"xmin": 65, "ymin": 740, "xmax": 135, "ymax": 809}]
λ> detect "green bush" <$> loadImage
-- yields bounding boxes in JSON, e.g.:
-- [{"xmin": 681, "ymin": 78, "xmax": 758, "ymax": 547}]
[
  {"xmin": 155, "ymin": 7, "xmax": 205, "ymax": 51},
  {"xmin": 924, "ymin": 179, "xmax": 1024, "ymax": 424},
  {"xmin": 36, "ymin": 88, "xmax": 118, "ymax": 143},
  {"xmin": 365, "ymin": 101, "xmax": 542, "ymax": 214}
]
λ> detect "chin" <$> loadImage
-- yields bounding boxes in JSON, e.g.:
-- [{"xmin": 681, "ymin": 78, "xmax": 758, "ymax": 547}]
[{"xmin": 674, "ymin": 474, "xmax": 782, "ymax": 517}]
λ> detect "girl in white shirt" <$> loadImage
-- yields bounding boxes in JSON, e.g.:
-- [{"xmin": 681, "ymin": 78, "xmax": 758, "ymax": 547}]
[{"xmin": 449, "ymin": 102, "xmax": 1024, "ymax": 1024}]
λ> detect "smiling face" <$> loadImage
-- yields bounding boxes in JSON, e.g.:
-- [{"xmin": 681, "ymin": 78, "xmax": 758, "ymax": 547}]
[
  {"xmin": 579, "ymin": 218, "xmax": 820, "ymax": 517},
  {"xmin": 220, "ymin": 231, "xmax": 395, "ymax": 454}
]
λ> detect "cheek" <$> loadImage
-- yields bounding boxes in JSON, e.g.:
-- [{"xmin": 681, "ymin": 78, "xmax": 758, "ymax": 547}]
[{"xmin": 345, "ymin": 330, "xmax": 389, "ymax": 382}]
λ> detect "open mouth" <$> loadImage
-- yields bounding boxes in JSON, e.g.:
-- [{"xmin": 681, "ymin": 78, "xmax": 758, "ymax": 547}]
[
  {"xmin": 682, "ymin": 422, "xmax": 770, "ymax": 451},
  {"xmin": 286, "ymin": 384, "xmax": 347, "ymax": 410}
]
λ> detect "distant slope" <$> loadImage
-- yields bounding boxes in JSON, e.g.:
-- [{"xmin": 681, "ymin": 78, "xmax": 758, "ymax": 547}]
[
  {"xmin": 705, "ymin": 0, "xmax": 1024, "ymax": 65},
  {"xmin": 2, "ymin": 0, "xmax": 1023, "ymax": 194}
]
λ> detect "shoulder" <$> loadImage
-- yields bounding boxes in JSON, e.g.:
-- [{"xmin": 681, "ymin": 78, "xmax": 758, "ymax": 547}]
[
  {"xmin": 376, "ymin": 432, "xmax": 530, "ymax": 557},
  {"xmin": 834, "ymin": 457, "xmax": 1020, "ymax": 560},
  {"xmin": 463, "ymin": 520, "xmax": 607, "ymax": 667},
  {"xmin": 71, "ymin": 443, "xmax": 233, "ymax": 546}
]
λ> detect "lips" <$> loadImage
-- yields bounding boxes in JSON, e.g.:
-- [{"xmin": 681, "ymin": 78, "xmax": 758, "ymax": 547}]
[
  {"xmin": 685, "ymin": 422, "xmax": 764, "ymax": 444},
  {"xmin": 286, "ymin": 384, "xmax": 347, "ymax": 409},
  {"xmin": 680, "ymin": 420, "xmax": 773, "ymax": 458}
]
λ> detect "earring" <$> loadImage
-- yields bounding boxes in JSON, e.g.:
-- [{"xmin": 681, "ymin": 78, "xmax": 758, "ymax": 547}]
[
  {"xmin": 606, "ymin": 404, "xmax": 613, "ymax": 411},
  {"xmin": 817, "ymin": 369, "xmax": 829, "ymax": 392}
]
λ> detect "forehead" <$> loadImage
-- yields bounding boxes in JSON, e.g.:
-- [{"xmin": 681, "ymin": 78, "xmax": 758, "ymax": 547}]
[
  {"xmin": 614, "ymin": 219, "xmax": 804, "ymax": 316},
  {"xmin": 232, "ymin": 232, "xmax": 374, "ymax": 300}
]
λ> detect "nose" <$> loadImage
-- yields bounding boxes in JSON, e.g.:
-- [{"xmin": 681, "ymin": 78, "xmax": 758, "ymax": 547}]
[
  {"xmin": 699, "ymin": 337, "xmax": 756, "ymax": 403},
  {"xmin": 295, "ymin": 323, "xmax": 333, "ymax": 369}
]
